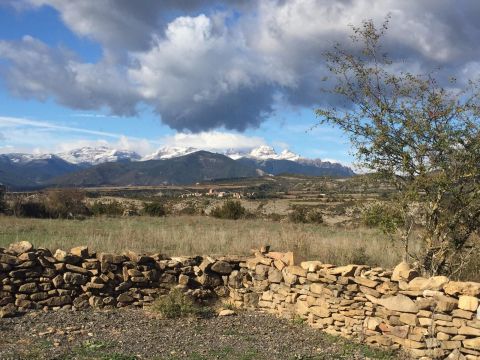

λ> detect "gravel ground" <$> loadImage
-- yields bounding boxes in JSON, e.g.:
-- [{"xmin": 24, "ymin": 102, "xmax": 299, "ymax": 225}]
[{"xmin": 0, "ymin": 309, "xmax": 400, "ymax": 360}]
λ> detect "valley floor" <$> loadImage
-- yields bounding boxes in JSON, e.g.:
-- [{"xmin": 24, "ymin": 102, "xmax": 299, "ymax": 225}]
[{"xmin": 0, "ymin": 309, "xmax": 400, "ymax": 360}]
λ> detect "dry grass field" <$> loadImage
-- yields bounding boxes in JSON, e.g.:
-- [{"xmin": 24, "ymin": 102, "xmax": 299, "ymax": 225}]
[{"xmin": 0, "ymin": 215, "xmax": 408, "ymax": 269}]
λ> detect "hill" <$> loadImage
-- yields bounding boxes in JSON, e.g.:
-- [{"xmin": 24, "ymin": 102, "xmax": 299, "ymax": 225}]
[
  {"xmin": 236, "ymin": 157, "xmax": 355, "ymax": 177},
  {"xmin": 0, "ymin": 155, "xmax": 82, "ymax": 189}
]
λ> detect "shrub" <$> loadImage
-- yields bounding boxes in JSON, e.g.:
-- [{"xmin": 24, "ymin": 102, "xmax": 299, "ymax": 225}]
[
  {"xmin": 90, "ymin": 200, "xmax": 125, "ymax": 216},
  {"xmin": 143, "ymin": 201, "xmax": 166, "ymax": 217},
  {"xmin": 45, "ymin": 189, "xmax": 90, "ymax": 218},
  {"xmin": 362, "ymin": 202, "xmax": 404, "ymax": 235},
  {"xmin": 210, "ymin": 200, "xmax": 246, "ymax": 220},
  {"xmin": 268, "ymin": 213, "xmax": 283, "ymax": 222},
  {"xmin": 152, "ymin": 289, "xmax": 207, "ymax": 318},
  {"xmin": 13, "ymin": 199, "xmax": 49, "ymax": 218},
  {"xmin": 288, "ymin": 206, "xmax": 323, "ymax": 224}
]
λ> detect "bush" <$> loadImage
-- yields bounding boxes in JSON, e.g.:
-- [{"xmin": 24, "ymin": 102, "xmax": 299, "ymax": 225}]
[
  {"xmin": 152, "ymin": 289, "xmax": 207, "ymax": 318},
  {"xmin": 13, "ymin": 199, "xmax": 49, "ymax": 218},
  {"xmin": 210, "ymin": 200, "xmax": 246, "ymax": 220},
  {"xmin": 90, "ymin": 200, "xmax": 125, "ymax": 216},
  {"xmin": 362, "ymin": 202, "xmax": 404, "ymax": 235},
  {"xmin": 143, "ymin": 201, "xmax": 166, "ymax": 217},
  {"xmin": 45, "ymin": 189, "xmax": 90, "ymax": 218},
  {"xmin": 288, "ymin": 206, "xmax": 323, "ymax": 224}
]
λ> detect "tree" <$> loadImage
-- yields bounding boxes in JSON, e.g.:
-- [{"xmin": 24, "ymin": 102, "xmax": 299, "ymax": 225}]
[{"xmin": 316, "ymin": 18, "xmax": 480, "ymax": 276}]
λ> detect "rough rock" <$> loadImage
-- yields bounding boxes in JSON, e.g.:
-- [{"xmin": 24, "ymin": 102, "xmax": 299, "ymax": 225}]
[{"xmin": 8, "ymin": 241, "xmax": 34, "ymax": 255}]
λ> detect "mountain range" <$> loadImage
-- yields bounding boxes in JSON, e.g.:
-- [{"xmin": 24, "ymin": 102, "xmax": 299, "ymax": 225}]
[{"xmin": 0, "ymin": 145, "xmax": 355, "ymax": 189}]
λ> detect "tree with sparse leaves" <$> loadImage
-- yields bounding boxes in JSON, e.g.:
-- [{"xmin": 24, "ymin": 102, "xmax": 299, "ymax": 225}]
[{"xmin": 316, "ymin": 18, "xmax": 480, "ymax": 276}]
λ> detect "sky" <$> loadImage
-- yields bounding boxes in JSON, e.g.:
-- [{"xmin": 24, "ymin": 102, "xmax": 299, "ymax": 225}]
[{"xmin": 1, "ymin": 1, "xmax": 480, "ymax": 165}]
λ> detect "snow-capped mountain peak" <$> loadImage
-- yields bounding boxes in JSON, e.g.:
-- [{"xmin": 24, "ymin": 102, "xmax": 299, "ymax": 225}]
[
  {"xmin": 248, "ymin": 145, "xmax": 277, "ymax": 160},
  {"xmin": 278, "ymin": 149, "xmax": 301, "ymax": 161},
  {"xmin": 143, "ymin": 146, "xmax": 198, "ymax": 160},
  {"xmin": 245, "ymin": 145, "xmax": 301, "ymax": 161},
  {"xmin": 57, "ymin": 146, "xmax": 141, "ymax": 165}
]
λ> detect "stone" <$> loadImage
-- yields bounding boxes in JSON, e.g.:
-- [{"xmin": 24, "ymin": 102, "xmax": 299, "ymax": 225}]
[
  {"xmin": 329, "ymin": 264, "xmax": 356, "ymax": 276},
  {"xmin": 0, "ymin": 303, "xmax": 17, "ymax": 318},
  {"xmin": 8, "ymin": 241, "xmax": 33, "ymax": 255},
  {"xmin": 285, "ymin": 265, "xmax": 307, "ymax": 277},
  {"xmin": 197, "ymin": 272, "xmax": 223, "ymax": 288},
  {"xmin": 52, "ymin": 275, "xmax": 64, "ymax": 288},
  {"xmin": 0, "ymin": 254, "xmax": 19, "ymax": 265},
  {"xmin": 117, "ymin": 293, "xmax": 134, "ymax": 303},
  {"xmin": 53, "ymin": 249, "xmax": 68, "ymax": 262},
  {"xmin": 463, "ymin": 338, "xmax": 480, "ymax": 350},
  {"xmin": 268, "ymin": 268, "xmax": 283, "ymax": 283},
  {"xmin": 89, "ymin": 296, "xmax": 103, "ymax": 308},
  {"xmin": 354, "ymin": 277, "xmax": 378, "ymax": 288},
  {"xmin": 98, "ymin": 253, "xmax": 125, "ymax": 264},
  {"xmin": 407, "ymin": 276, "xmax": 449, "ymax": 291},
  {"xmin": 70, "ymin": 246, "xmax": 89, "ymax": 258},
  {"xmin": 273, "ymin": 259, "xmax": 285, "ymax": 271},
  {"xmin": 63, "ymin": 272, "xmax": 88, "ymax": 285},
  {"xmin": 281, "ymin": 252, "xmax": 295, "ymax": 266},
  {"xmin": 310, "ymin": 306, "xmax": 331, "ymax": 318},
  {"xmin": 446, "ymin": 349, "xmax": 466, "ymax": 360},
  {"xmin": 65, "ymin": 264, "xmax": 88, "ymax": 274},
  {"xmin": 211, "ymin": 261, "xmax": 233, "ymax": 275},
  {"xmin": 377, "ymin": 281, "xmax": 399, "ymax": 295},
  {"xmin": 458, "ymin": 326, "xmax": 480, "ymax": 337},
  {"xmin": 365, "ymin": 294, "xmax": 418, "ymax": 313},
  {"xmin": 365, "ymin": 317, "xmax": 382, "ymax": 331},
  {"xmin": 178, "ymin": 274, "xmax": 190, "ymax": 286},
  {"xmin": 392, "ymin": 262, "xmax": 418, "ymax": 282},
  {"xmin": 399, "ymin": 313, "xmax": 418, "ymax": 326},
  {"xmin": 459, "ymin": 296, "xmax": 479, "ymax": 312},
  {"xmin": 18, "ymin": 282, "xmax": 38, "ymax": 294},
  {"xmin": 218, "ymin": 309, "xmax": 236, "ymax": 316},
  {"xmin": 453, "ymin": 309, "xmax": 474, "ymax": 320},
  {"xmin": 310, "ymin": 283, "xmax": 325, "ymax": 295},
  {"xmin": 436, "ymin": 295, "xmax": 459, "ymax": 313},
  {"xmin": 444, "ymin": 282, "xmax": 480, "ymax": 297},
  {"xmin": 282, "ymin": 269, "xmax": 298, "ymax": 285},
  {"xmin": 300, "ymin": 261, "xmax": 322, "ymax": 272},
  {"xmin": 41, "ymin": 295, "xmax": 72, "ymax": 307}
]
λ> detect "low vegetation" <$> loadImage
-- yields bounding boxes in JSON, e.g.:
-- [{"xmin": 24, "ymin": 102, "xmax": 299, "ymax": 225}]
[
  {"xmin": 210, "ymin": 200, "xmax": 246, "ymax": 220},
  {"xmin": 288, "ymin": 206, "xmax": 324, "ymax": 224},
  {"xmin": 142, "ymin": 201, "xmax": 166, "ymax": 217},
  {"xmin": 151, "ymin": 289, "xmax": 210, "ymax": 319}
]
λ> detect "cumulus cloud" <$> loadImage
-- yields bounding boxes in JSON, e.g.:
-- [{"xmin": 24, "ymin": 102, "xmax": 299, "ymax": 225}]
[{"xmin": 2, "ymin": 0, "xmax": 480, "ymax": 132}]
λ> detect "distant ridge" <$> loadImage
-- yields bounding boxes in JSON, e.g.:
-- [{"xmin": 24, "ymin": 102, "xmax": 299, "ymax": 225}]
[{"xmin": 0, "ymin": 147, "xmax": 355, "ymax": 189}]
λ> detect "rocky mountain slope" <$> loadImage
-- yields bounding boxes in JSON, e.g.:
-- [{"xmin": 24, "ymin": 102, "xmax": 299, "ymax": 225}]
[{"xmin": 48, "ymin": 151, "xmax": 260, "ymax": 187}]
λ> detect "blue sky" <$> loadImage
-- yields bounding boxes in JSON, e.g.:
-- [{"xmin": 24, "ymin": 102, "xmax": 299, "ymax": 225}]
[{"xmin": 1, "ymin": 1, "xmax": 478, "ymax": 164}]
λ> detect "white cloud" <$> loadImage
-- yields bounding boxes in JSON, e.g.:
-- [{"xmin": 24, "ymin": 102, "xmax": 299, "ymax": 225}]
[
  {"xmin": 161, "ymin": 131, "xmax": 265, "ymax": 151},
  {"xmin": 0, "ymin": 116, "xmax": 123, "ymax": 138}
]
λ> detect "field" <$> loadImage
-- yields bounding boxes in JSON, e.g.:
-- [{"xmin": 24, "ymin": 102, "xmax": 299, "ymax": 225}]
[
  {"xmin": 3, "ymin": 174, "xmax": 479, "ymax": 280},
  {"xmin": 0, "ymin": 215, "xmax": 406, "ymax": 269}
]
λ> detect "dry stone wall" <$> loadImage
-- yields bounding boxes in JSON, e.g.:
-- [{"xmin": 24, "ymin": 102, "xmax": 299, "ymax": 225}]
[{"xmin": 1, "ymin": 241, "xmax": 480, "ymax": 359}]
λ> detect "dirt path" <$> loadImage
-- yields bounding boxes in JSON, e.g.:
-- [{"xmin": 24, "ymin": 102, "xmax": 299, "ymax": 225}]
[{"xmin": 0, "ymin": 309, "xmax": 399, "ymax": 360}]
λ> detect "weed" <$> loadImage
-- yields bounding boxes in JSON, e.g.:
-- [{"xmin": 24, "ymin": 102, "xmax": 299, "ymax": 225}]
[{"xmin": 151, "ymin": 289, "xmax": 211, "ymax": 318}]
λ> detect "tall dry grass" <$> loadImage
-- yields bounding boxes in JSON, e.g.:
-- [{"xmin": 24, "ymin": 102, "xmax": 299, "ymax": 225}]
[{"xmin": 0, "ymin": 215, "xmax": 407, "ymax": 269}]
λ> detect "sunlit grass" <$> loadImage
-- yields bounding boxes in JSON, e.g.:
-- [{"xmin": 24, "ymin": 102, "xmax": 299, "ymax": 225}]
[{"xmin": 0, "ymin": 215, "xmax": 406, "ymax": 269}]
